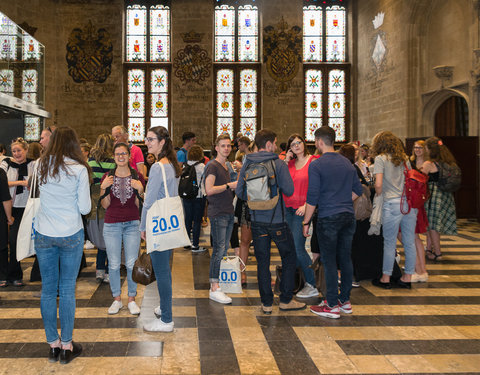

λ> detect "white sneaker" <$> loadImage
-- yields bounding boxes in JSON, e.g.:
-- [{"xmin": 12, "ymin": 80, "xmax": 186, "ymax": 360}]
[
  {"xmin": 154, "ymin": 306, "xmax": 161, "ymax": 318},
  {"xmin": 143, "ymin": 319, "xmax": 174, "ymax": 332},
  {"xmin": 296, "ymin": 282, "xmax": 319, "ymax": 298},
  {"xmin": 103, "ymin": 274, "xmax": 110, "ymax": 283},
  {"xmin": 84, "ymin": 240, "xmax": 95, "ymax": 249},
  {"xmin": 209, "ymin": 288, "xmax": 232, "ymax": 304},
  {"xmin": 191, "ymin": 246, "xmax": 207, "ymax": 253},
  {"xmin": 95, "ymin": 270, "xmax": 105, "ymax": 283},
  {"xmin": 108, "ymin": 300, "xmax": 123, "ymax": 315},
  {"xmin": 127, "ymin": 301, "xmax": 141, "ymax": 315},
  {"xmin": 411, "ymin": 273, "xmax": 429, "ymax": 283}
]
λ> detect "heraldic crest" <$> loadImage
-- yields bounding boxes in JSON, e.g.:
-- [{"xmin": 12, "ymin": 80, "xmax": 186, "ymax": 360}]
[
  {"xmin": 66, "ymin": 21, "xmax": 113, "ymax": 83},
  {"xmin": 173, "ymin": 44, "xmax": 212, "ymax": 85},
  {"xmin": 263, "ymin": 17, "xmax": 302, "ymax": 93}
]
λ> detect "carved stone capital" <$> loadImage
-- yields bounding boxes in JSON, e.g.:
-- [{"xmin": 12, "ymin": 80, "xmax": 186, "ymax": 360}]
[{"xmin": 433, "ymin": 65, "xmax": 454, "ymax": 87}]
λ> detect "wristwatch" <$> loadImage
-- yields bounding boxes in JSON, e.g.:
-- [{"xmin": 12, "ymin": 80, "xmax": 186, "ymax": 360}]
[
  {"xmin": 225, "ymin": 184, "xmax": 230, "ymax": 191},
  {"xmin": 302, "ymin": 221, "xmax": 311, "ymax": 226}
]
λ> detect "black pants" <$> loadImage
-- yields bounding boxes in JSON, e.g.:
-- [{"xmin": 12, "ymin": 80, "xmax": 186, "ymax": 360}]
[{"xmin": 1, "ymin": 207, "xmax": 24, "ymax": 282}]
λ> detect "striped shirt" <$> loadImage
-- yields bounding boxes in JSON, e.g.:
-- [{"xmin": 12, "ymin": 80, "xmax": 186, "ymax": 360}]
[{"xmin": 88, "ymin": 157, "xmax": 115, "ymax": 185}]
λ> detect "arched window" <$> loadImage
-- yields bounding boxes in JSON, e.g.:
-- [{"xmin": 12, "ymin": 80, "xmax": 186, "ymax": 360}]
[
  {"xmin": 214, "ymin": 2, "xmax": 260, "ymax": 141},
  {"xmin": 303, "ymin": 1, "xmax": 349, "ymax": 142},
  {"xmin": 124, "ymin": 1, "xmax": 171, "ymax": 142}
]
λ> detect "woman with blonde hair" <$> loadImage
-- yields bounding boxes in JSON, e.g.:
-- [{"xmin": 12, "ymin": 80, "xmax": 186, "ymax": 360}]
[
  {"xmin": 422, "ymin": 137, "xmax": 458, "ymax": 261},
  {"xmin": 0, "ymin": 138, "xmax": 35, "ymax": 287},
  {"xmin": 371, "ymin": 131, "xmax": 416, "ymax": 289}
]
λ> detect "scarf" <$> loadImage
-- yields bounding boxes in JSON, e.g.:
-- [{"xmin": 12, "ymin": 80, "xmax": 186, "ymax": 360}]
[{"xmin": 6, "ymin": 158, "xmax": 32, "ymax": 195}]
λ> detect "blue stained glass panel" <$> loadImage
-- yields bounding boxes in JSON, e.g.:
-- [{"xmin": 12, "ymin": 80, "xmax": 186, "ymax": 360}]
[
  {"xmin": 238, "ymin": 6, "xmax": 258, "ymax": 36},
  {"xmin": 215, "ymin": 37, "xmax": 234, "ymax": 62},
  {"xmin": 238, "ymin": 36, "xmax": 257, "ymax": 62},
  {"xmin": 303, "ymin": 37, "xmax": 321, "ymax": 62}
]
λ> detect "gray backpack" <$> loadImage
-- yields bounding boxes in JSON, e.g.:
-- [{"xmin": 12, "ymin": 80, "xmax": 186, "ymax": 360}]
[{"xmin": 244, "ymin": 160, "xmax": 279, "ymax": 210}]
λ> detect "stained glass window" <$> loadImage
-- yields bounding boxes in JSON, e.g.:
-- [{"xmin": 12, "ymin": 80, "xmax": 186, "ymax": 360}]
[
  {"xmin": 216, "ymin": 69, "xmax": 234, "ymax": 137},
  {"xmin": 127, "ymin": 68, "xmax": 146, "ymax": 142},
  {"xmin": 217, "ymin": 69, "xmax": 234, "ymax": 92},
  {"xmin": 126, "ymin": 5, "xmax": 147, "ymax": 62},
  {"xmin": 128, "ymin": 118, "xmax": 145, "ymax": 143},
  {"xmin": 0, "ymin": 13, "xmax": 16, "ymax": 61},
  {"xmin": 328, "ymin": 69, "xmax": 346, "ymax": 141},
  {"xmin": 305, "ymin": 69, "xmax": 322, "ymax": 141},
  {"xmin": 22, "ymin": 70, "xmax": 38, "ymax": 93},
  {"xmin": 24, "ymin": 116, "xmax": 40, "ymax": 142},
  {"xmin": 150, "ymin": 69, "xmax": 168, "ymax": 128},
  {"xmin": 238, "ymin": 5, "xmax": 258, "ymax": 62},
  {"xmin": 0, "ymin": 69, "xmax": 14, "ymax": 94},
  {"xmin": 303, "ymin": 6, "xmax": 322, "ymax": 62},
  {"xmin": 215, "ymin": 5, "xmax": 235, "ymax": 62},
  {"xmin": 128, "ymin": 69, "xmax": 145, "ymax": 92},
  {"xmin": 22, "ymin": 32, "xmax": 40, "ymax": 61},
  {"xmin": 150, "ymin": 5, "xmax": 170, "ymax": 62},
  {"xmin": 326, "ymin": 6, "xmax": 346, "ymax": 62},
  {"xmin": 217, "ymin": 118, "xmax": 234, "ymax": 139}
]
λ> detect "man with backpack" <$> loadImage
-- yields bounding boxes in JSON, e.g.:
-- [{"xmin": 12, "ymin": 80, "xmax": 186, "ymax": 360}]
[
  {"xmin": 177, "ymin": 132, "xmax": 197, "ymax": 168},
  {"xmin": 236, "ymin": 129, "xmax": 306, "ymax": 314}
]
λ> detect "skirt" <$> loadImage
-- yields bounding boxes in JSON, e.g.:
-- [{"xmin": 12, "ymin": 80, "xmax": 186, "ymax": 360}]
[{"xmin": 425, "ymin": 182, "xmax": 457, "ymax": 235}]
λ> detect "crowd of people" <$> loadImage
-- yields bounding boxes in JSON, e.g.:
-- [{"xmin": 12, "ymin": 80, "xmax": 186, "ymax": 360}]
[{"xmin": 0, "ymin": 124, "xmax": 460, "ymax": 364}]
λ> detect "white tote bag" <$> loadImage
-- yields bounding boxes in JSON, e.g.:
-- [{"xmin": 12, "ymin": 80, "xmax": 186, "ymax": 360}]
[
  {"xmin": 146, "ymin": 162, "xmax": 191, "ymax": 253},
  {"xmin": 219, "ymin": 256, "xmax": 246, "ymax": 294},
  {"xmin": 16, "ymin": 169, "xmax": 40, "ymax": 261}
]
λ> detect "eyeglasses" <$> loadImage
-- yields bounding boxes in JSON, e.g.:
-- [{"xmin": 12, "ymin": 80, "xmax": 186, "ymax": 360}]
[
  {"xmin": 290, "ymin": 141, "xmax": 302, "ymax": 147},
  {"xmin": 145, "ymin": 137, "xmax": 158, "ymax": 143},
  {"xmin": 413, "ymin": 146, "xmax": 423, "ymax": 149},
  {"xmin": 12, "ymin": 137, "xmax": 25, "ymax": 143},
  {"xmin": 114, "ymin": 152, "xmax": 129, "ymax": 157}
]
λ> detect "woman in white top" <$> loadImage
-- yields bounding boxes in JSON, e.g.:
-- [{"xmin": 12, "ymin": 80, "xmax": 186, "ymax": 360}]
[
  {"xmin": 0, "ymin": 138, "xmax": 35, "ymax": 286},
  {"xmin": 34, "ymin": 127, "xmax": 91, "ymax": 365}
]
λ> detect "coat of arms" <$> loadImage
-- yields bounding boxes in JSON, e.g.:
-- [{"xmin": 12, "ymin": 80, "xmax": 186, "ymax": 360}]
[
  {"xmin": 263, "ymin": 17, "xmax": 302, "ymax": 93},
  {"xmin": 173, "ymin": 44, "xmax": 211, "ymax": 85},
  {"xmin": 66, "ymin": 21, "xmax": 113, "ymax": 83}
]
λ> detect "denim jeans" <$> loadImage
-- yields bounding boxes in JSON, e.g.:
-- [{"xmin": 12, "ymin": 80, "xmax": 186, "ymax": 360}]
[
  {"xmin": 251, "ymin": 221, "xmax": 296, "ymax": 306},
  {"xmin": 183, "ymin": 197, "xmax": 205, "ymax": 247},
  {"xmin": 103, "ymin": 220, "xmax": 140, "ymax": 298},
  {"xmin": 209, "ymin": 214, "xmax": 234, "ymax": 283},
  {"xmin": 35, "ymin": 229, "xmax": 84, "ymax": 345},
  {"xmin": 382, "ymin": 198, "xmax": 417, "ymax": 276},
  {"xmin": 316, "ymin": 212, "xmax": 356, "ymax": 307},
  {"xmin": 150, "ymin": 250, "xmax": 173, "ymax": 323},
  {"xmin": 285, "ymin": 207, "xmax": 315, "ymax": 286}
]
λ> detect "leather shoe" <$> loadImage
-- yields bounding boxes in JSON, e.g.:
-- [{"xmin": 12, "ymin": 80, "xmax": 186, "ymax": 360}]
[
  {"xmin": 59, "ymin": 342, "xmax": 82, "ymax": 364},
  {"xmin": 372, "ymin": 279, "xmax": 392, "ymax": 289},
  {"xmin": 396, "ymin": 279, "xmax": 412, "ymax": 289},
  {"xmin": 48, "ymin": 347, "xmax": 61, "ymax": 363}
]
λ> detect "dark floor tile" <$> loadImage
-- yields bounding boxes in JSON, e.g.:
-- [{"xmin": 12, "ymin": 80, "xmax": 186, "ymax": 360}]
[
  {"xmin": 5, "ymin": 318, "xmax": 44, "ymax": 330},
  {"xmin": 198, "ymin": 327, "xmax": 232, "ymax": 342},
  {"xmin": 196, "ymin": 314, "xmax": 228, "ymax": 328},
  {"xmin": 261, "ymin": 326, "xmax": 298, "ymax": 341},
  {"xmin": 256, "ymin": 315, "xmax": 290, "ymax": 327},
  {"xmin": 230, "ymin": 297, "xmax": 253, "ymax": 306},
  {"xmin": 194, "ymin": 282, "xmax": 211, "ymax": 290},
  {"xmin": 16, "ymin": 342, "xmax": 48, "ymax": 358},
  {"xmin": 104, "ymin": 317, "xmax": 139, "ymax": 329},
  {"xmin": 409, "ymin": 340, "xmax": 455, "ymax": 355},
  {"xmin": 127, "ymin": 341, "xmax": 163, "ymax": 357},
  {"xmin": 0, "ymin": 300, "xmax": 41, "ymax": 308},
  {"xmin": 199, "ymin": 340, "xmax": 236, "ymax": 357},
  {"xmin": 434, "ymin": 315, "xmax": 479, "ymax": 326},
  {"xmin": 376, "ymin": 315, "xmax": 444, "ymax": 326},
  {"xmin": 172, "ymin": 298, "xmax": 196, "ymax": 306},
  {"xmin": 440, "ymin": 339, "xmax": 480, "ymax": 354},
  {"xmin": 200, "ymin": 355, "xmax": 240, "ymax": 375},
  {"xmin": 371, "ymin": 340, "xmax": 417, "ymax": 355},
  {"xmin": 172, "ymin": 316, "xmax": 197, "ymax": 328},
  {"xmin": 336, "ymin": 340, "xmax": 381, "ymax": 355},
  {"xmin": 91, "ymin": 341, "xmax": 129, "ymax": 357},
  {"xmin": 273, "ymin": 355, "xmax": 320, "ymax": 375},
  {"xmin": 267, "ymin": 340, "xmax": 310, "ymax": 357},
  {"xmin": 0, "ymin": 319, "xmax": 18, "ymax": 329},
  {"xmin": 0, "ymin": 343, "xmax": 24, "ymax": 358}
]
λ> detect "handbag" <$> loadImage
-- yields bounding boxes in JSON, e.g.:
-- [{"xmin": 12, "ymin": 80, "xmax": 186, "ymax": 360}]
[
  {"xmin": 401, "ymin": 162, "xmax": 429, "ymax": 214},
  {"xmin": 145, "ymin": 162, "xmax": 191, "ymax": 253},
  {"xmin": 219, "ymin": 256, "xmax": 246, "ymax": 294},
  {"xmin": 353, "ymin": 184, "xmax": 373, "ymax": 221},
  {"xmin": 274, "ymin": 266, "xmax": 305, "ymax": 295},
  {"xmin": 132, "ymin": 252, "xmax": 156, "ymax": 285},
  {"xmin": 17, "ymin": 169, "xmax": 40, "ymax": 261}
]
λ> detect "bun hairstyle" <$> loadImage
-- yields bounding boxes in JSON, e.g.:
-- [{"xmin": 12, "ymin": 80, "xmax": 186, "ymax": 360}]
[
  {"xmin": 425, "ymin": 137, "xmax": 457, "ymax": 166},
  {"xmin": 149, "ymin": 126, "xmax": 181, "ymax": 177},
  {"xmin": 11, "ymin": 137, "xmax": 29, "ymax": 151}
]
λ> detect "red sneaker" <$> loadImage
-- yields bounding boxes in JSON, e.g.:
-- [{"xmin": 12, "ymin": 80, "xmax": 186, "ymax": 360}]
[
  {"xmin": 310, "ymin": 300, "xmax": 340, "ymax": 319},
  {"xmin": 338, "ymin": 300, "xmax": 352, "ymax": 314}
]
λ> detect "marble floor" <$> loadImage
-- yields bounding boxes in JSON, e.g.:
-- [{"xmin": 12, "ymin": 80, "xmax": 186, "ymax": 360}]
[{"xmin": 1, "ymin": 219, "xmax": 480, "ymax": 374}]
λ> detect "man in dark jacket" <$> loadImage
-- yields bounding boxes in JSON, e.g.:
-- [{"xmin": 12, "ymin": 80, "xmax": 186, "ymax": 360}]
[{"xmin": 236, "ymin": 129, "xmax": 306, "ymax": 314}]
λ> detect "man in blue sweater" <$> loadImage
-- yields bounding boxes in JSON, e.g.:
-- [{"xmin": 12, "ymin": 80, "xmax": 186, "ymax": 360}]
[
  {"xmin": 302, "ymin": 126, "xmax": 363, "ymax": 319},
  {"xmin": 236, "ymin": 129, "xmax": 306, "ymax": 314}
]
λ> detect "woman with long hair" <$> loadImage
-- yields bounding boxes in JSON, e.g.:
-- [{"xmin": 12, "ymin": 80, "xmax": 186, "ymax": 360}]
[
  {"xmin": 140, "ymin": 126, "xmax": 181, "ymax": 332},
  {"xmin": 284, "ymin": 134, "xmax": 319, "ymax": 298},
  {"xmin": 408, "ymin": 140, "xmax": 429, "ymax": 281},
  {"xmin": 100, "ymin": 143, "xmax": 145, "ymax": 315},
  {"xmin": 371, "ymin": 131, "xmax": 416, "ymax": 289},
  {"xmin": 87, "ymin": 133, "xmax": 116, "ymax": 283},
  {"xmin": 34, "ymin": 127, "xmax": 91, "ymax": 364},
  {"xmin": 0, "ymin": 138, "xmax": 35, "ymax": 287},
  {"xmin": 422, "ymin": 137, "xmax": 458, "ymax": 261}
]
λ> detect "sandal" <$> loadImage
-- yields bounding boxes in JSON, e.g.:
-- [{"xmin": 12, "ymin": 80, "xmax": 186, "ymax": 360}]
[
  {"xmin": 0, "ymin": 280, "xmax": 8, "ymax": 287},
  {"xmin": 426, "ymin": 249, "xmax": 442, "ymax": 261}
]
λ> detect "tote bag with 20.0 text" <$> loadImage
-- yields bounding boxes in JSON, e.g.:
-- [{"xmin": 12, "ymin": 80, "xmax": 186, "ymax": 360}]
[{"xmin": 146, "ymin": 162, "xmax": 191, "ymax": 253}]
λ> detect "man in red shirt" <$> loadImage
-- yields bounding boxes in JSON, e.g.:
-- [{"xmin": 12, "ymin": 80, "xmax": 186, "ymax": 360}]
[{"xmin": 111, "ymin": 125, "xmax": 145, "ymax": 176}]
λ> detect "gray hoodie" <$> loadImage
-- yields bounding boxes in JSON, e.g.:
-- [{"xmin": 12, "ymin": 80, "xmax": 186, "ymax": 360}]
[{"xmin": 235, "ymin": 151, "xmax": 294, "ymax": 224}]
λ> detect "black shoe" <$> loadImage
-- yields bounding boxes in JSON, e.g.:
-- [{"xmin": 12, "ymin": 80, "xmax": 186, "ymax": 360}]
[
  {"xmin": 59, "ymin": 342, "xmax": 82, "ymax": 364},
  {"xmin": 48, "ymin": 347, "xmax": 61, "ymax": 363},
  {"xmin": 372, "ymin": 278, "xmax": 392, "ymax": 289},
  {"xmin": 396, "ymin": 279, "xmax": 412, "ymax": 289}
]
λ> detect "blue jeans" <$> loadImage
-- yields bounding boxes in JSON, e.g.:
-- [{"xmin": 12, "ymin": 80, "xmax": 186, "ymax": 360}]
[
  {"xmin": 209, "ymin": 214, "xmax": 234, "ymax": 283},
  {"xmin": 382, "ymin": 198, "xmax": 417, "ymax": 276},
  {"xmin": 316, "ymin": 212, "xmax": 356, "ymax": 307},
  {"xmin": 251, "ymin": 221, "xmax": 296, "ymax": 306},
  {"xmin": 150, "ymin": 250, "xmax": 173, "ymax": 323},
  {"xmin": 183, "ymin": 198, "xmax": 205, "ymax": 247},
  {"xmin": 285, "ymin": 207, "xmax": 315, "ymax": 286},
  {"xmin": 35, "ymin": 229, "xmax": 84, "ymax": 345},
  {"xmin": 103, "ymin": 220, "xmax": 140, "ymax": 298}
]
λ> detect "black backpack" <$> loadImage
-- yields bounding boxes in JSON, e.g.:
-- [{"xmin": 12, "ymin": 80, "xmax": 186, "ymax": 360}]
[
  {"xmin": 435, "ymin": 162, "xmax": 462, "ymax": 193},
  {"xmin": 178, "ymin": 161, "xmax": 201, "ymax": 199}
]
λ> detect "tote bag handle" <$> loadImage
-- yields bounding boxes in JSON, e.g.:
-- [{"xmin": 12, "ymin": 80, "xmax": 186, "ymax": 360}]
[{"xmin": 158, "ymin": 162, "xmax": 170, "ymax": 198}]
